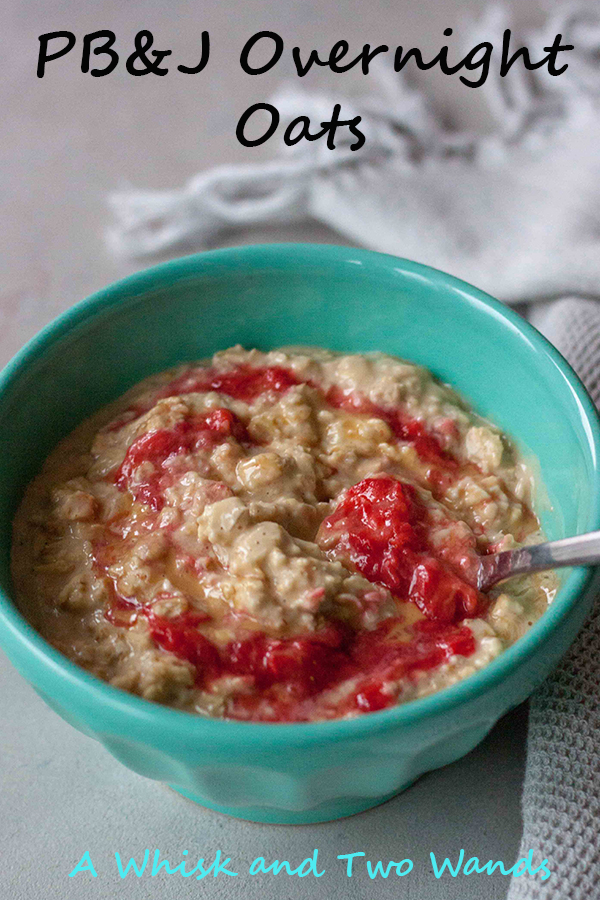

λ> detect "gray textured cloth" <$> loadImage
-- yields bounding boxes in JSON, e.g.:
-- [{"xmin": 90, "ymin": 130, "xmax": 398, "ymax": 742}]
[
  {"xmin": 105, "ymin": 4, "xmax": 600, "ymax": 897},
  {"xmin": 506, "ymin": 300, "xmax": 600, "ymax": 900}
]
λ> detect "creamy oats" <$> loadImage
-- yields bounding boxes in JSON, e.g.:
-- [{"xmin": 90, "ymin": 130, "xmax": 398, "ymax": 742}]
[{"xmin": 12, "ymin": 346, "xmax": 557, "ymax": 721}]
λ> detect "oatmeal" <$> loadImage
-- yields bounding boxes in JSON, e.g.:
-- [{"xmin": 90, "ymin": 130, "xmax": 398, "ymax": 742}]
[{"xmin": 11, "ymin": 346, "xmax": 557, "ymax": 721}]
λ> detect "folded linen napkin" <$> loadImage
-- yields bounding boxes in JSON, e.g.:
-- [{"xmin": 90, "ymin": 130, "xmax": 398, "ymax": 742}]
[{"xmin": 107, "ymin": 5, "xmax": 600, "ymax": 897}]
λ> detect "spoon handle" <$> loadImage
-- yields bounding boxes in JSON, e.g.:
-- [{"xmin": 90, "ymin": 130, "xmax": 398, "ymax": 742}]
[{"xmin": 477, "ymin": 530, "xmax": 600, "ymax": 592}]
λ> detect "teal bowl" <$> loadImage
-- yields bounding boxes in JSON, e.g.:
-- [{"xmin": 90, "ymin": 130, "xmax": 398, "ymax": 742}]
[{"xmin": 1, "ymin": 244, "xmax": 599, "ymax": 824}]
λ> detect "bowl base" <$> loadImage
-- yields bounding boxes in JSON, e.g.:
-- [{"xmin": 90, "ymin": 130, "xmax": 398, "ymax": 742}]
[{"xmin": 168, "ymin": 782, "xmax": 414, "ymax": 824}]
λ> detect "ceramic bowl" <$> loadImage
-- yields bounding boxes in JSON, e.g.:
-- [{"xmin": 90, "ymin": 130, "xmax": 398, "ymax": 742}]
[{"xmin": 1, "ymin": 244, "xmax": 599, "ymax": 823}]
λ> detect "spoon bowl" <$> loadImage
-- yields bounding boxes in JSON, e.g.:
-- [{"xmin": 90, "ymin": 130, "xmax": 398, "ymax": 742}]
[{"xmin": 477, "ymin": 531, "xmax": 600, "ymax": 592}]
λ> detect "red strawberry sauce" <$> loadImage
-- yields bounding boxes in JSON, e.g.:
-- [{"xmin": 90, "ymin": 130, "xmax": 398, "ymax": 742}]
[
  {"xmin": 154, "ymin": 363, "xmax": 455, "ymax": 469},
  {"xmin": 102, "ymin": 471, "xmax": 483, "ymax": 722},
  {"xmin": 317, "ymin": 476, "xmax": 484, "ymax": 625},
  {"xmin": 104, "ymin": 587, "xmax": 476, "ymax": 722},
  {"xmin": 104, "ymin": 363, "xmax": 486, "ymax": 721},
  {"xmin": 115, "ymin": 407, "xmax": 251, "ymax": 511},
  {"xmin": 156, "ymin": 364, "xmax": 302, "ymax": 404}
]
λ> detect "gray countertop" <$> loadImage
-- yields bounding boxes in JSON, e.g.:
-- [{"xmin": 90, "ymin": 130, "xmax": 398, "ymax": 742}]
[
  {"xmin": 0, "ymin": 653, "xmax": 528, "ymax": 900},
  {"xmin": 1, "ymin": 1, "xmax": 542, "ymax": 897}
]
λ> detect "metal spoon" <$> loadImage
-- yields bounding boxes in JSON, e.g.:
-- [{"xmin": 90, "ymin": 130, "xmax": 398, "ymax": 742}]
[{"xmin": 476, "ymin": 531, "xmax": 600, "ymax": 592}]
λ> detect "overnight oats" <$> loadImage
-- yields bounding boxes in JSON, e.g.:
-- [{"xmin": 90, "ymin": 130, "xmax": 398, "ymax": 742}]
[{"xmin": 12, "ymin": 346, "xmax": 557, "ymax": 722}]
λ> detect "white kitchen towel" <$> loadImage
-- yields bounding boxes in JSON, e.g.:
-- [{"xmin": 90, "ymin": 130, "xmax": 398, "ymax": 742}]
[
  {"xmin": 108, "ymin": 3, "xmax": 600, "ymax": 303},
  {"xmin": 106, "ymin": 4, "xmax": 600, "ymax": 898}
]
